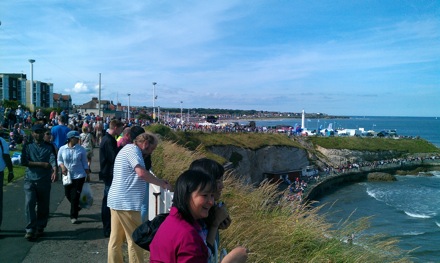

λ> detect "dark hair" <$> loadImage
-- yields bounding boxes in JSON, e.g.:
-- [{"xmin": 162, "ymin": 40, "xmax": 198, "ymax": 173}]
[
  {"xmin": 172, "ymin": 170, "xmax": 216, "ymax": 223},
  {"xmin": 129, "ymin": 126, "xmax": 145, "ymax": 143},
  {"xmin": 109, "ymin": 119, "xmax": 123, "ymax": 129},
  {"xmin": 189, "ymin": 158, "xmax": 225, "ymax": 226},
  {"xmin": 189, "ymin": 158, "xmax": 224, "ymax": 180}
]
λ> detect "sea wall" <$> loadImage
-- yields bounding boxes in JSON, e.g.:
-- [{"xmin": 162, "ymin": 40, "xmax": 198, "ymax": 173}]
[
  {"xmin": 304, "ymin": 160, "xmax": 440, "ymax": 202},
  {"xmin": 207, "ymin": 145, "xmax": 309, "ymax": 185},
  {"xmin": 303, "ymin": 172, "xmax": 368, "ymax": 201}
]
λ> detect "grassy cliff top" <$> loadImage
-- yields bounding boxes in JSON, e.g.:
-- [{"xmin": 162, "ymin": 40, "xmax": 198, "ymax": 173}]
[
  {"xmin": 147, "ymin": 124, "xmax": 439, "ymax": 154},
  {"xmin": 308, "ymin": 136, "xmax": 440, "ymax": 153},
  {"xmin": 146, "ymin": 124, "xmax": 302, "ymax": 150}
]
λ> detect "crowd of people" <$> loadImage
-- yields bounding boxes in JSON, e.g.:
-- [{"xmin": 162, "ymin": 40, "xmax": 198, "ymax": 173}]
[{"xmin": 0, "ymin": 108, "xmax": 248, "ymax": 263}]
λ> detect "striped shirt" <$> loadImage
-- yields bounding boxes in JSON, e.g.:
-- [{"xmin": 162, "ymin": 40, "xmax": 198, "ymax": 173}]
[{"xmin": 108, "ymin": 143, "xmax": 146, "ymax": 211}]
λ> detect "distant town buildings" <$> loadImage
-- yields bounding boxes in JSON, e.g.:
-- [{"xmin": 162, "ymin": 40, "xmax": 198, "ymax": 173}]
[
  {"xmin": 0, "ymin": 72, "xmax": 53, "ymax": 109},
  {"xmin": 76, "ymin": 97, "xmax": 120, "ymax": 117},
  {"xmin": 53, "ymin": 93, "xmax": 72, "ymax": 109},
  {"xmin": 0, "ymin": 73, "xmax": 27, "ymax": 104},
  {"xmin": 0, "ymin": 72, "xmax": 73, "ymax": 111}
]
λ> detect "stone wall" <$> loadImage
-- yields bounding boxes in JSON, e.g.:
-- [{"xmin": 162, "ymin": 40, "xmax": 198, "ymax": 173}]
[{"xmin": 207, "ymin": 145, "xmax": 309, "ymax": 185}]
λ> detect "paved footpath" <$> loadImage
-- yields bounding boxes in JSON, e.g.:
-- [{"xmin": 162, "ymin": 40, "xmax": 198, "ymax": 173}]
[{"xmin": 0, "ymin": 148, "xmax": 108, "ymax": 263}]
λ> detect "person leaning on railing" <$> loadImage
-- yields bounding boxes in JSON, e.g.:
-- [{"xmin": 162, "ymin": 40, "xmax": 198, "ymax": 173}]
[{"xmin": 107, "ymin": 129, "xmax": 171, "ymax": 263}]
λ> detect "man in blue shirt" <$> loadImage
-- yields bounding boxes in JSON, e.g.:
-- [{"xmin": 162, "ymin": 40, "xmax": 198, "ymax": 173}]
[
  {"xmin": 51, "ymin": 115, "xmax": 70, "ymax": 150},
  {"xmin": 21, "ymin": 124, "xmax": 57, "ymax": 240}
]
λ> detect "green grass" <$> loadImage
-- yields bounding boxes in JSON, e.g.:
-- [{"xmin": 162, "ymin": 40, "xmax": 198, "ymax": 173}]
[
  {"xmin": 147, "ymin": 124, "xmax": 303, "ymax": 150},
  {"xmin": 3, "ymin": 165, "xmax": 26, "ymax": 185},
  {"xmin": 3, "ymin": 144, "xmax": 26, "ymax": 185},
  {"xmin": 309, "ymin": 136, "xmax": 440, "ymax": 153}
]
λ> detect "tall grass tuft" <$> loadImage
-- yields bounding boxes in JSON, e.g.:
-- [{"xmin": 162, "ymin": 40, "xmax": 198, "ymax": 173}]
[{"xmin": 219, "ymin": 175, "xmax": 411, "ymax": 262}]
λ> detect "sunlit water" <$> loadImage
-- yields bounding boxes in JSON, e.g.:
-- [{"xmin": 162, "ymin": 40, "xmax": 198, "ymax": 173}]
[{"xmin": 318, "ymin": 172, "xmax": 440, "ymax": 262}]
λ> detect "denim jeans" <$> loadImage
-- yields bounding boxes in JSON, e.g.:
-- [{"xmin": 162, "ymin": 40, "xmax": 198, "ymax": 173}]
[{"xmin": 24, "ymin": 179, "xmax": 52, "ymax": 233}]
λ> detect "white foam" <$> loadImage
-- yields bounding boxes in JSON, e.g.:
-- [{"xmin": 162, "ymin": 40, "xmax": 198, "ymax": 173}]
[
  {"xmin": 366, "ymin": 189, "xmax": 376, "ymax": 199},
  {"xmin": 404, "ymin": 211, "xmax": 432, "ymax": 219},
  {"xmin": 402, "ymin": 231, "xmax": 425, "ymax": 236},
  {"xmin": 436, "ymin": 221, "xmax": 440, "ymax": 228},
  {"xmin": 366, "ymin": 188, "xmax": 385, "ymax": 202}
]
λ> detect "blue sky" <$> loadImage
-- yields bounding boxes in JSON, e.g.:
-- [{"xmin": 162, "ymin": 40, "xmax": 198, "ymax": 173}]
[{"xmin": 0, "ymin": 1, "xmax": 439, "ymax": 117}]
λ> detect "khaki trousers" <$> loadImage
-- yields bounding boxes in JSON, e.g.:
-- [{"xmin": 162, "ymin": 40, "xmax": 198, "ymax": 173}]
[{"xmin": 108, "ymin": 209, "xmax": 143, "ymax": 263}]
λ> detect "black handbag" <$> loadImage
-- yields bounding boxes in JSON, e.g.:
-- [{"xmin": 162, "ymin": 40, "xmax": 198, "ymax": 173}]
[{"xmin": 132, "ymin": 213, "xmax": 169, "ymax": 251}]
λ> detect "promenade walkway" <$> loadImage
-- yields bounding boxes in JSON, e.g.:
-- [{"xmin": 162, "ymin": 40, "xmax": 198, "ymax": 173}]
[{"xmin": 0, "ymin": 148, "xmax": 108, "ymax": 263}]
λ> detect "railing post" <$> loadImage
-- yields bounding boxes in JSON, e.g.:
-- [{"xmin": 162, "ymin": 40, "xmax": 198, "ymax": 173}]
[{"xmin": 153, "ymin": 192, "xmax": 161, "ymax": 216}]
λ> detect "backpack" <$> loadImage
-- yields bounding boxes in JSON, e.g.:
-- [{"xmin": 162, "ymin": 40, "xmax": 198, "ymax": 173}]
[{"xmin": 132, "ymin": 213, "xmax": 169, "ymax": 251}]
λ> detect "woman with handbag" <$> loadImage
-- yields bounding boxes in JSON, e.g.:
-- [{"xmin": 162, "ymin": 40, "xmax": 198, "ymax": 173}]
[{"xmin": 58, "ymin": 130, "xmax": 90, "ymax": 224}]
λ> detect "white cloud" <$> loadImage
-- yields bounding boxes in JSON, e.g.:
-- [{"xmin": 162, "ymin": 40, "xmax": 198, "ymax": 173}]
[{"xmin": 69, "ymin": 82, "xmax": 89, "ymax": 93}]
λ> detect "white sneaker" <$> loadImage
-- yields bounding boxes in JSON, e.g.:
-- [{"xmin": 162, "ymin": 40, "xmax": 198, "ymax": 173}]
[{"xmin": 71, "ymin": 218, "xmax": 78, "ymax": 224}]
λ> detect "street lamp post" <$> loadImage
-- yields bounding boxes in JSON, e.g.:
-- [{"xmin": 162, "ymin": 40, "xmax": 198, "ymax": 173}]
[
  {"xmin": 127, "ymin": 93, "xmax": 131, "ymax": 121},
  {"xmin": 157, "ymin": 106, "xmax": 160, "ymax": 122},
  {"xmin": 28, "ymin": 59, "xmax": 35, "ymax": 111},
  {"xmin": 152, "ymin": 82, "xmax": 157, "ymax": 122},
  {"xmin": 180, "ymin": 101, "xmax": 183, "ymax": 123}
]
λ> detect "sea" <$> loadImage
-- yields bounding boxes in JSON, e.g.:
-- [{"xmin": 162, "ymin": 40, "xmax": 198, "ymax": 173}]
[{"xmin": 240, "ymin": 116, "xmax": 440, "ymax": 262}]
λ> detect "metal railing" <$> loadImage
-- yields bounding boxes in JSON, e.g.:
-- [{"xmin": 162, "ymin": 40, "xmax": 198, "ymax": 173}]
[{"xmin": 148, "ymin": 184, "xmax": 173, "ymax": 221}]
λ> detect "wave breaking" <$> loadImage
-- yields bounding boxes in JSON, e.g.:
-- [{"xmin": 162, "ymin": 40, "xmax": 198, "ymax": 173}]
[{"xmin": 404, "ymin": 211, "xmax": 433, "ymax": 219}]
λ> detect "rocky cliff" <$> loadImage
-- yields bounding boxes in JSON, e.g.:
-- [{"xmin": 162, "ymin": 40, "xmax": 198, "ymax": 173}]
[
  {"xmin": 315, "ymin": 145, "xmax": 404, "ymax": 167},
  {"xmin": 207, "ymin": 145, "xmax": 309, "ymax": 185}
]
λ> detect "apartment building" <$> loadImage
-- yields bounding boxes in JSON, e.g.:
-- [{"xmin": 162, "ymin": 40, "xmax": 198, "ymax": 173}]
[
  {"xmin": 0, "ymin": 73, "xmax": 54, "ymax": 110},
  {"xmin": 0, "ymin": 73, "xmax": 27, "ymax": 103}
]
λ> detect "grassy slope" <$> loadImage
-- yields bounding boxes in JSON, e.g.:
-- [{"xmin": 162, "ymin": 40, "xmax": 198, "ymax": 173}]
[{"xmin": 309, "ymin": 136, "xmax": 440, "ymax": 153}]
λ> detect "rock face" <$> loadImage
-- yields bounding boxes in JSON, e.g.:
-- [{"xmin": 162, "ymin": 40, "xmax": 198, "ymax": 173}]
[
  {"xmin": 316, "ymin": 146, "xmax": 403, "ymax": 166},
  {"xmin": 367, "ymin": 172, "xmax": 397, "ymax": 181},
  {"xmin": 207, "ymin": 145, "xmax": 309, "ymax": 185}
]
